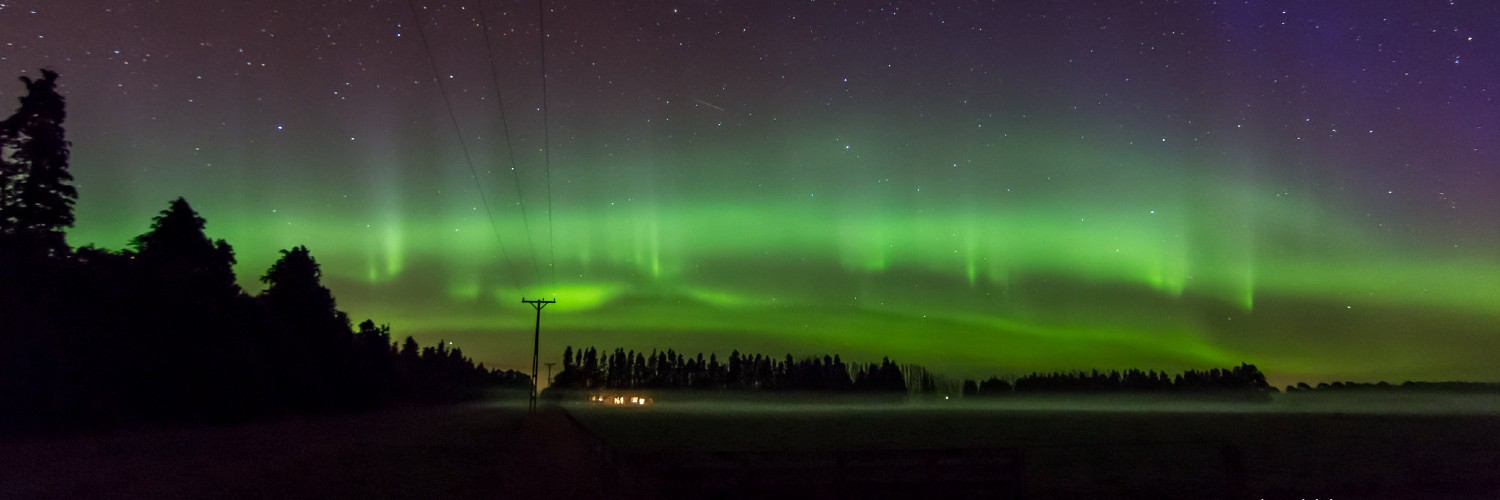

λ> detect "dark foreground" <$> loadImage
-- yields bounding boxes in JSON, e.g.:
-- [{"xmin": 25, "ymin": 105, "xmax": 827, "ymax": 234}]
[
  {"xmin": 569, "ymin": 402, "xmax": 1500, "ymax": 499},
  {"xmin": 3, "ymin": 398, "xmax": 1500, "ymax": 499},
  {"xmin": 0, "ymin": 402, "xmax": 543, "ymax": 499}
]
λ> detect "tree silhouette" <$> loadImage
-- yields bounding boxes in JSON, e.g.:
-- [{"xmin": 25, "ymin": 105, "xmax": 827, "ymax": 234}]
[
  {"xmin": 105, "ymin": 197, "xmax": 257, "ymax": 421},
  {"xmin": 260, "ymin": 246, "xmax": 344, "ymax": 325},
  {"xmin": 0, "ymin": 70, "xmax": 529, "ymax": 430},
  {"xmin": 548, "ymin": 345, "xmax": 908, "ymax": 394},
  {"xmin": 0, "ymin": 69, "xmax": 75, "ymax": 258},
  {"xmin": 131, "ymin": 197, "xmax": 241, "ymax": 302},
  {"xmin": 351, "ymin": 320, "xmax": 396, "ymax": 404},
  {"xmin": 979, "ymin": 376, "xmax": 1013, "ymax": 395},
  {"xmin": 259, "ymin": 245, "xmax": 353, "ymax": 409}
]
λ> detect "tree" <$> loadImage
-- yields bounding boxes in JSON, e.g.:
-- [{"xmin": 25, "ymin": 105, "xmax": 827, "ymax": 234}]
[
  {"xmin": 979, "ymin": 376, "xmax": 1012, "ymax": 395},
  {"xmin": 258, "ymin": 245, "xmax": 354, "ymax": 409},
  {"xmin": 260, "ymin": 245, "xmax": 342, "ymax": 326},
  {"xmin": 0, "ymin": 69, "xmax": 75, "ymax": 257},
  {"xmin": 400, "ymin": 336, "xmax": 419, "ymax": 356},
  {"xmin": 963, "ymin": 379, "xmax": 979, "ymax": 397},
  {"xmin": 131, "ymin": 197, "xmax": 240, "ymax": 301}
]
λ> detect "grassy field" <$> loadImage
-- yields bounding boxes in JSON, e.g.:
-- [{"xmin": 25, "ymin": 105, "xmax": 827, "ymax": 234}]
[
  {"xmin": 0, "ymin": 402, "xmax": 534, "ymax": 499},
  {"xmin": 3, "ymin": 394, "xmax": 1498, "ymax": 499},
  {"xmin": 569, "ymin": 396, "xmax": 1500, "ymax": 498}
]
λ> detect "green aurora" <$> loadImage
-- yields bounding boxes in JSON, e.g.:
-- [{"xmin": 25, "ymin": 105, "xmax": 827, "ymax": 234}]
[
  {"xmin": 13, "ymin": 0, "xmax": 1500, "ymax": 386},
  {"xmin": 62, "ymin": 123, "xmax": 1500, "ymax": 386}
]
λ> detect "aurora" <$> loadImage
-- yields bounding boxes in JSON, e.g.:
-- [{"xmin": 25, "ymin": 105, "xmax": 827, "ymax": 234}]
[{"xmin": 7, "ymin": 0, "xmax": 1498, "ymax": 386}]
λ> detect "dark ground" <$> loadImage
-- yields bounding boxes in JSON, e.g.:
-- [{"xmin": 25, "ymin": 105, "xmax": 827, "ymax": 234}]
[
  {"xmin": 571, "ymin": 402, "xmax": 1500, "ymax": 498},
  {"xmin": 0, "ymin": 402, "xmax": 535, "ymax": 499},
  {"xmin": 3, "ymin": 397, "xmax": 1499, "ymax": 499}
]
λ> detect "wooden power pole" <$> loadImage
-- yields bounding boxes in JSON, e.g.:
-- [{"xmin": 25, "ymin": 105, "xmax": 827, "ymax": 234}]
[{"xmin": 522, "ymin": 297, "xmax": 556, "ymax": 413}]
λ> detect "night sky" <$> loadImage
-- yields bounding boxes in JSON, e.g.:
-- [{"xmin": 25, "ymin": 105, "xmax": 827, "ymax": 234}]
[{"xmin": 5, "ymin": 0, "xmax": 1499, "ymax": 385}]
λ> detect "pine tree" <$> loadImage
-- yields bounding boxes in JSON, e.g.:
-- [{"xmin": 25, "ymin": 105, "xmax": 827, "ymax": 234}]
[
  {"xmin": 260, "ymin": 245, "xmax": 354, "ymax": 409},
  {"xmin": 0, "ymin": 69, "xmax": 75, "ymax": 256},
  {"xmin": 260, "ymin": 245, "xmax": 341, "ymax": 325},
  {"xmin": 131, "ymin": 197, "xmax": 240, "ymax": 301}
]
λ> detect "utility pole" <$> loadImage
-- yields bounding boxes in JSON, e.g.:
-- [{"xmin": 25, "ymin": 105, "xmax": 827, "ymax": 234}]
[
  {"xmin": 545, "ymin": 362, "xmax": 557, "ymax": 387},
  {"xmin": 522, "ymin": 297, "xmax": 556, "ymax": 413}
]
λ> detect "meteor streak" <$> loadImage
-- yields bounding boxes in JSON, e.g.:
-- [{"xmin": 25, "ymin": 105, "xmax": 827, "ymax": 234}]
[{"xmin": 691, "ymin": 97, "xmax": 726, "ymax": 112}]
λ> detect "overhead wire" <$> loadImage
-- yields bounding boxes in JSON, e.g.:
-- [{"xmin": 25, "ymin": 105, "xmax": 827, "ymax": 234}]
[
  {"xmin": 536, "ymin": 0, "xmax": 558, "ymax": 295},
  {"xmin": 475, "ymin": 0, "xmax": 545, "ymax": 294},
  {"xmin": 403, "ymin": 0, "xmax": 526, "ymax": 291}
]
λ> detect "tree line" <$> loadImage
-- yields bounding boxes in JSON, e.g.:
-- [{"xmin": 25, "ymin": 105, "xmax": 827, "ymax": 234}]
[
  {"xmin": 1284, "ymin": 380, "xmax": 1500, "ymax": 394},
  {"xmin": 549, "ymin": 346, "xmax": 909, "ymax": 393},
  {"xmin": 549, "ymin": 346, "xmax": 1279, "ymax": 400},
  {"xmin": 962, "ymin": 364, "xmax": 1273, "ymax": 397},
  {"xmin": 0, "ymin": 70, "xmax": 527, "ymax": 431}
]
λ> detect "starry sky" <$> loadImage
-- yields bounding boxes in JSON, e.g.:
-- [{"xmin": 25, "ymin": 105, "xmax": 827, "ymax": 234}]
[{"xmin": 4, "ymin": 0, "xmax": 1499, "ymax": 385}]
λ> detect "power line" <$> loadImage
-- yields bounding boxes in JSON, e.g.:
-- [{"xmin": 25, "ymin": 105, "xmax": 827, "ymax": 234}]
[
  {"xmin": 536, "ymin": 0, "xmax": 558, "ymax": 295},
  {"xmin": 476, "ymin": 0, "xmax": 544, "ymax": 293},
  {"xmin": 404, "ymin": 0, "xmax": 524, "ymax": 291}
]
